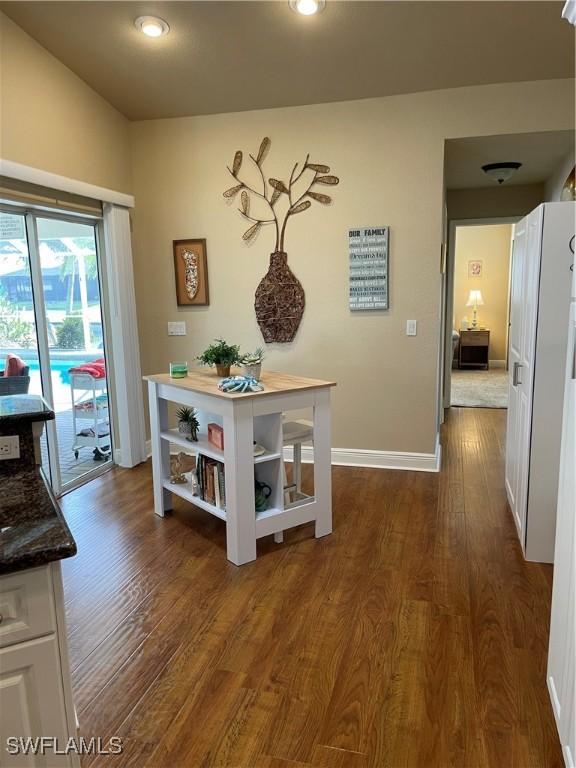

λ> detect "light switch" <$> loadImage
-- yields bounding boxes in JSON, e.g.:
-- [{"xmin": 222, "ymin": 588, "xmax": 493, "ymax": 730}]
[
  {"xmin": 167, "ymin": 321, "xmax": 187, "ymax": 336},
  {"xmin": 406, "ymin": 319, "xmax": 417, "ymax": 336}
]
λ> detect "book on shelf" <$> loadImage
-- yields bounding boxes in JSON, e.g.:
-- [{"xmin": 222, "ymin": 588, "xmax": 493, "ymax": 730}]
[
  {"xmin": 196, "ymin": 453, "xmax": 226, "ymax": 510},
  {"xmin": 213, "ymin": 464, "xmax": 221, "ymax": 509}
]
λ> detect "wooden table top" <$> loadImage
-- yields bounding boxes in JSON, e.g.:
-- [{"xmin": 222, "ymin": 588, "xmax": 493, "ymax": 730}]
[{"xmin": 143, "ymin": 369, "xmax": 336, "ymax": 399}]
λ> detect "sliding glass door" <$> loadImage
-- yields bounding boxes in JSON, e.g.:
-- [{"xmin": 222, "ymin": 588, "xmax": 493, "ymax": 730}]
[{"xmin": 0, "ymin": 206, "xmax": 113, "ymax": 494}]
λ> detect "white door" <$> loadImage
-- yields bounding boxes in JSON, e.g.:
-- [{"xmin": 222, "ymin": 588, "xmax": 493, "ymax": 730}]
[
  {"xmin": 548, "ymin": 300, "xmax": 576, "ymax": 768},
  {"xmin": 505, "ymin": 206, "xmax": 543, "ymax": 548},
  {"xmin": 505, "ymin": 219, "xmax": 525, "ymax": 529}
]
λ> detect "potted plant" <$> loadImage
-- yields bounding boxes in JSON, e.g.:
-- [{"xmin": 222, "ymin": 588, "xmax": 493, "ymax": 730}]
[
  {"xmin": 176, "ymin": 406, "xmax": 199, "ymax": 442},
  {"xmin": 240, "ymin": 347, "xmax": 265, "ymax": 380},
  {"xmin": 197, "ymin": 338, "xmax": 240, "ymax": 377}
]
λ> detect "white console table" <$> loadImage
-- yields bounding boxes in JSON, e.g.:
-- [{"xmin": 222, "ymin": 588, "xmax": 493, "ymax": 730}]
[{"xmin": 144, "ymin": 370, "xmax": 336, "ymax": 566}]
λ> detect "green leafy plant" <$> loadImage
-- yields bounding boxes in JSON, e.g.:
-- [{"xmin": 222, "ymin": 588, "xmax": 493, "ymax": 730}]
[
  {"xmin": 176, "ymin": 406, "xmax": 198, "ymax": 425},
  {"xmin": 197, "ymin": 339, "xmax": 240, "ymax": 367},
  {"xmin": 240, "ymin": 347, "xmax": 265, "ymax": 365},
  {"xmin": 0, "ymin": 292, "xmax": 35, "ymax": 348},
  {"xmin": 56, "ymin": 316, "xmax": 84, "ymax": 349},
  {"xmin": 176, "ymin": 406, "xmax": 200, "ymax": 441}
]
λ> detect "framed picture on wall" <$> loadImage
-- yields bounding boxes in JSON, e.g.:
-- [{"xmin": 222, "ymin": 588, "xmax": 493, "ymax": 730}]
[
  {"xmin": 468, "ymin": 260, "xmax": 483, "ymax": 278},
  {"xmin": 173, "ymin": 238, "xmax": 209, "ymax": 306}
]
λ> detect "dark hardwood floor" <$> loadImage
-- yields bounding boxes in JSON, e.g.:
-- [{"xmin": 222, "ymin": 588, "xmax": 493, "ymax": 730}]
[{"xmin": 59, "ymin": 407, "xmax": 563, "ymax": 767}]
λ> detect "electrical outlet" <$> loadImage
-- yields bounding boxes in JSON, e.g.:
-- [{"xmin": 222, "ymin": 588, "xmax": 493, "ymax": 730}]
[
  {"xmin": 406, "ymin": 319, "xmax": 417, "ymax": 336},
  {"xmin": 168, "ymin": 321, "xmax": 187, "ymax": 336},
  {"xmin": 0, "ymin": 435, "xmax": 20, "ymax": 460}
]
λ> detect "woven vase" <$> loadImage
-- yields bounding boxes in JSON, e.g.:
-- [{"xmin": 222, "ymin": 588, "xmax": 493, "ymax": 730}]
[{"xmin": 254, "ymin": 252, "xmax": 305, "ymax": 343}]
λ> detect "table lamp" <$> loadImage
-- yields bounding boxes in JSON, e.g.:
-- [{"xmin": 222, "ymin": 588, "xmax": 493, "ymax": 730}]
[{"xmin": 466, "ymin": 289, "xmax": 484, "ymax": 328}]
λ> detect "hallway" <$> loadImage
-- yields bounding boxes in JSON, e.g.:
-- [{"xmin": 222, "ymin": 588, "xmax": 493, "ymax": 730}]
[{"xmin": 58, "ymin": 407, "xmax": 562, "ymax": 767}]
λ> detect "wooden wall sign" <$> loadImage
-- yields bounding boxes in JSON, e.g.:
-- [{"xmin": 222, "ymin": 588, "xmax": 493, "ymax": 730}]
[
  {"xmin": 349, "ymin": 226, "xmax": 389, "ymax": 310},
  {"xmin": 173, "ymin": 239, "xmax": 209, "ymax": 306}
]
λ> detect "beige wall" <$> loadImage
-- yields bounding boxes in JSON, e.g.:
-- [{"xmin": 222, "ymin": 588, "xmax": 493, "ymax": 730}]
[
  {"xmin": 447, "ymin": 183, "xmax": 544, "ymax": 221},
  {"xmin": 0, "ymin": 13, "xmax": 131, "ymax": 193},
  {"xmin": 545, "ymin": 150, "xmax": 575, "ymax": 201},
  {"xmin": 453, "ymin": 224, "xmax": 512, "ymax": 362},
  {"xmin": 130, "ymin": 78, "xmax": 573, "ymax": 456}
]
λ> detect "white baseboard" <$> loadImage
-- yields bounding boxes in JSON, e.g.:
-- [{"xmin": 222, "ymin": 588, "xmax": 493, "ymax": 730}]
[
  {"xmin": 489, "ymin": 359, "xmax": 507, "ymax": 368},
  {"xmin": 146, "ymin": 437, "xmax": 442, "ymax": 473},
  {"xmin": 284, "ymin": 435, "xmax": 441, "ymax": 473}
]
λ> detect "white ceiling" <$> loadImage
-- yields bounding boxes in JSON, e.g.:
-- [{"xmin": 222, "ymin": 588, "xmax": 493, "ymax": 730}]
[
  {"xmin": 445, "ymin": 131, "xmax": 575, "ymax": 189},
  {"xmin": 1, "ymin": 1, "xmax": 574, "ymax": 121}
]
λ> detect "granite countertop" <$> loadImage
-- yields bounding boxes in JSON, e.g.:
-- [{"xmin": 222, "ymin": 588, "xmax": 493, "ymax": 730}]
[
  {"xmin": 0, "ymin": 393, "xmax": 55, "ymax": 424},
  {"xmin": 0, "ymin": 468, "xmax": 77, "ymax": 575}
]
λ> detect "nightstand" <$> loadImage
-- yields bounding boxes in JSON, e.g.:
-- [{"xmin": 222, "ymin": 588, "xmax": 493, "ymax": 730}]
[{"xmin": 458, "ymin": 329, "xmax": 490, "ymax": 369}]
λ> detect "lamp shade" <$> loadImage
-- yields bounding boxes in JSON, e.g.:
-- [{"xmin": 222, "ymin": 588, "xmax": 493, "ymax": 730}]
[{"xmin": 466, "ymin": 289, "xmax": 484, "ymax": 307}]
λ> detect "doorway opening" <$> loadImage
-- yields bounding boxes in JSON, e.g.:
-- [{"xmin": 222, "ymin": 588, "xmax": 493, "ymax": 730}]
[
  {"xmin": 444, "ymin": 219, "xmax": 517, "ymax": 410},
  {"xmin": 0, "ymin": 206, "xmax": 114, "ymax": 495}
]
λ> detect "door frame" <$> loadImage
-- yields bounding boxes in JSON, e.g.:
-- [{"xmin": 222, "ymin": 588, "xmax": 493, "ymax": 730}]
[
  {"xmin": 442, "ymin": 216, "xmax": 520, "ymax": 410},
  {"xmin": 0, "ymin": 203, "xmax": 115, "ymax": 494},
  {"xmin": 0, "ymin": 159, "xmax": 146, "ymax": 472}
]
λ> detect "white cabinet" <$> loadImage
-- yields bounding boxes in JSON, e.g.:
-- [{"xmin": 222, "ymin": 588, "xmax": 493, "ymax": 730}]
[
  {"xmin": 548, "ymin": 300, "xmax": 576, "ymax": 768},
  {"xmin": 505, "ymin": 202, "xmax": 575, "ymax": 562},
  {"xmin": 0, "ymin": 567, "xmax": 55, "ymax": 648},
  {"xmin": 0, "ymin": 564, "xmax": 79, "ymax": 768},
  {"xmin": 0, "ymin": 636, "xmax": 72, "ymax": 767}
]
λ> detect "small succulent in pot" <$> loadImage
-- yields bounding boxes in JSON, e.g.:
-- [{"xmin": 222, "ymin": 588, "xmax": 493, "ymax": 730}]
[
  {"xmin": 176, "ymin": 406, "xmax": 200, "ymax": 442},
  {"xmin": 240, "ymin": 347, "xmax": 265, "ymax": 381},
  {"xmin": 197, "ymin": 338, "xmax": 241, "ymax": 377}
]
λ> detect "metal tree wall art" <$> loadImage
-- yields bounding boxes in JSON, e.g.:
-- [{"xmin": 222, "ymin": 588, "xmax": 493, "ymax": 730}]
[{"xmin": 223, "ymin": 137, "xmax": 339, "ymax": 343}]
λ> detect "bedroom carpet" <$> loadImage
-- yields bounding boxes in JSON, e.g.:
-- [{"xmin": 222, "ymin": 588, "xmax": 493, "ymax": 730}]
[{"xmin": 451, "ymin": 368, "xmax": 508, "ymax": 408}]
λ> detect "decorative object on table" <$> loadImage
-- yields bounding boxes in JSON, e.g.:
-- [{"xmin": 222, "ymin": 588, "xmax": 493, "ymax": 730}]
[
  {"xmin": 170, "ymin": 452, "xmax": 188, "ymax": 484},
  {"xmin": 169, "ymin": 361, "xmax": 188, "ymax": 379},
  {"xmin": 173, "ymin": 238, "xmax": 209, "ymax": 306},
  {"xmin": 218, "ymin": 375, "xmax": 264, "ymax": 394},
  {"xmin": 561, "ymin": 166, "xmax": 576, "ymax": 201},
  {"xmin": 191, "ymin": 468, "xmax": 199, "ymax": 496},
  {"xmin": 197, "ymin": 338, "xmax": 240, "ymax": 377},
  {"xmin": 208, "ymin": 422, "xmax": 225, "ymax": 451},
  {"xmin": 176, "ymin": 406, "xmax": 199, "ymax": 441},
  {"xmin": 223, "ymin": 136, "xmax": 339, "ymax": 342},
  {"xmin": 240, "ymin": 347, "xmax": 265, "ymax": 380},
  {"xmin": 468, "ymin": 260, "xmax": 483, "ymax": 278},
  {"xmin": 348, "ymin": 226, "xmax": 389, "ymax": 310},
  {"xmin": 254, "ymin": 479, "xmax": 272, "ymax": 512},
  {"xmin": 466, "ymin": 289, "xmax": 484, "ymax": 328}
]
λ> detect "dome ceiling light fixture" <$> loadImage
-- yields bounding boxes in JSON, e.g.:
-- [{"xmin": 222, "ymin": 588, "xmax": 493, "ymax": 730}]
[
  {"xmin": 289, "ymin": 0, "xmax": 326, "ymax": 16},
  {"xmin": 134, "ymin": 15, "xmax": 170, "ymax": 38},
  {"xmin": 481, "ymin": 162, "xmax": 522, "ymax": 185}
]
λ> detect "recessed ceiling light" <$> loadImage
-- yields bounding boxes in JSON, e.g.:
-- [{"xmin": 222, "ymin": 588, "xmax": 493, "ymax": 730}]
[
  {"xmin": 134, "ymin": 16, "xmax": 170, "ymax": 38},
  {"xmin": 289, "ymin": 0, "xmax": 325, "ymax": 16}
]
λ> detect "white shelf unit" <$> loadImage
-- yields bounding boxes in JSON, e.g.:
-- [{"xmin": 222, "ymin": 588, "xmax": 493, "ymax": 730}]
[
  {"xmin": 146, "ymin": 374, "xmax": 332, "ymax": 565},
  {"xmin": 160, "ymin": 413, "xmax": 315, "ymax": 537},
  {"xmin": 160, "ymin": 428, "xmax": 282, "ymax": 465},
  {"xmin": 70, "ymin": 372, "xmax": 110, "ymax": 459}
]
